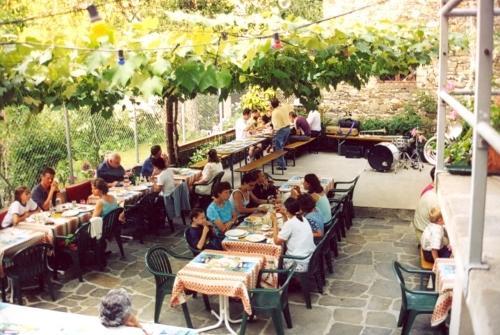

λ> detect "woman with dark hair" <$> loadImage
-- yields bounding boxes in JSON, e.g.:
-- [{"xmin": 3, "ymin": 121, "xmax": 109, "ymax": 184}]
[
  {"xmin": 193, "ymin": 149, "xmax": 223, "ymax": 195},
  {"xmin": 298, "ymin": 193, "xmax": 325, "ymax": 237},
  {"xmin": 206, "ymin": 181, "xmax": 237, "ymax": 239},
  {"xmin": 292, "ymin": 173, "xmax": 332, "ymax": 225},
  {"xmin": 272, "ymin": 197, "xmax": 315, "ymax": 272},
  {"xmin": 2, "ymin": 186, "xmax": 39, "ymax": 228},
  {"xmin": 230, "ymin": 172, "xmax": 267, "ymax": 217},
  {"xmin": 152, "ymin": 157, "xmax": 175, "ymax": 196},
  {"xmin": 91, "ymin": 178, "xmax": 119, "ymax": 218}
]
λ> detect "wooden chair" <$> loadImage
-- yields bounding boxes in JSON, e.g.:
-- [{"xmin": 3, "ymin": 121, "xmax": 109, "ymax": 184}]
[{"xmin": 65, "ymin": 180, "xmax": 92, "ymax": 203}]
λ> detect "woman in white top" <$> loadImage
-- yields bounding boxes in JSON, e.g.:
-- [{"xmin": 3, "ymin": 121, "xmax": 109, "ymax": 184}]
[
  {"xmin": 272, "ymin": 197, "xmax": 316, "ymax": 272},
  {"xmin": 152, "ymin": 157, "xmax": 175, "ymax": 196},
  {"xmin": 193, "ymin": 149, "xmax": 223, "ymax": 195},
  {"xmin": 229, "ymin": 172, "xmax": 267, "ymax": 217},
  {"xmin": 2, "ymin": 186, "xmax": 40, "ymax": 228}
]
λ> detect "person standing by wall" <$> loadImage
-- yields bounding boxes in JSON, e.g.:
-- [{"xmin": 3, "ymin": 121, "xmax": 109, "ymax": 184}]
[{"xmin": 270, "ymin": 97, "xmax": 292, "ymax": 170}]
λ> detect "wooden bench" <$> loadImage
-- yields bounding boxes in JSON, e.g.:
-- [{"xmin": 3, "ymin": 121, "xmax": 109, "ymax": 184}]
[
  {"xmin": 326, "ymin": 134, "xmax": 401, "ymax": 155},
  {"xmin": 284, "ymin": 138, "xmax": 316, "ymax": 166},
  {"xmin": 235, "ymin": 150, "xmax": 287, "ymax": 178},
  {"xmin": 189, "ymin": 154, "xmax": 229, "ymax": 170}
]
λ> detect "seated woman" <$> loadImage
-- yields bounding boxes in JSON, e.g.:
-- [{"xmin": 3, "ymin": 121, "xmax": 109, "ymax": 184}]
[
  {"xmin": 186, "ymin": 208, "xmax": 222, "ymax": 251},
  {"xmin": 193, "ymin": 149, "xmax": 223, "ymax": 195},
  {"xmin": 99, "ymin": 288, "xmax": 148, "ymax": 334},
  {"xmin": 272, "ymin": 197, "xmax": 316, "ymax": 272},
  {"xmin": 298, "ymin": 193, "xmax": 325, "ymax": 238},
  {"xmin": 251, "ymin": 170, "xmax": 278, "ymax": 203},
  {"xmin": 91, "ymin": 178, "xmax": 119, "ymax": 218},
  {"xmin": 2, "ymin": 186, "xmax": 40, "ymax": 228},
  {"xmin": 292, "ymin": 174, "xmax": 332, "ymax": 225},
  {"xmin": 229, "ymin": 172, "xmax": 267, "ymax": 218},
  {"xmin": 206, "ymin": 182, "xmax": 238, "ymax": 239},
  {"xmin": 152, "ymin": 157, "xmax": 175, "ymax": 196}
]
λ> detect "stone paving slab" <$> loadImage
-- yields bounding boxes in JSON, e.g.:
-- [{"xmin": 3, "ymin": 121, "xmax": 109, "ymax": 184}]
[{"xmin": 3, "ymin": 215, "xmax": 444, "ymax": 335}]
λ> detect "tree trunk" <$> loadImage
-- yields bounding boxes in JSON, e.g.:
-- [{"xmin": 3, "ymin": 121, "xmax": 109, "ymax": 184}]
[
  {"xmin": 173, "ymin": 100, "xmax": 180, "ymax": 164},
  {"xmin": 165, "ymin": 96, "xmax": 177, "ymax": 165}
]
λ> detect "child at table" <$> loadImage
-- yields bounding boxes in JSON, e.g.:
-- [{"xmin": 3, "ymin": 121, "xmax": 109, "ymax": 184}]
[
  {"xmin": 186, "ymin": 208, "xmax": 222, "ymax": 251},
  {"xmin": 2, "ymin": 186, "xmax": 40, "ymax": 228},
  {"xmin": 421, "ymin": 207, "xmax": 452, "ymax": 262},
  {"xmin": 272, "ymin": 197, "xmax": 316, "ymax": 272},
  {"xmin": 298, "ymin": 193, "xmax": 325, "ymax": 238},
  {"xmin": 206, "ymin": 181, "xmax": 238, "ymax": 239}
]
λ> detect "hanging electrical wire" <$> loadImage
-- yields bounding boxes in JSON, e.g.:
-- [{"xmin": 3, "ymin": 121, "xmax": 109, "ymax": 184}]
[{"xmin": 0, "ymin": 0, "xmax": 389, "ymax": 54}]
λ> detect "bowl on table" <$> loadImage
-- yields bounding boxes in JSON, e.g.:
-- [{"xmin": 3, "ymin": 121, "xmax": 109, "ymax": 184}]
[{"xmin": 245, "ymin": 234, "xmax": 267, "ymax": 243}]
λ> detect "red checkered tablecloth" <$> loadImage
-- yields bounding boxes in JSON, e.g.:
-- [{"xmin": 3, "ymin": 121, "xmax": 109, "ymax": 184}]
[
  {"xmin": 431, "ymin": 258, "xmax": 456, "ymax": 327},
  {"xmin": 170, "ymin": 250, "xmax": 265, "ymax": 315}
]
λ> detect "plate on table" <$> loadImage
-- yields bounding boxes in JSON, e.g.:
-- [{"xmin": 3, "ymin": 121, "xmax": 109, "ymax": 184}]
[
  {"xmin": 225, "ymin": 229, "xmax": 248, "ymax": 238},
  {"xmin": 261, "ymin": 224, "xmax": 271, "ymax": 231},
  {"xmin": 129, "ymin": 185, "xmax": 149, "ymax": 192},
  {"xmin": 245, "ymin": 234, "xmax": 267, "ymax": 243},
  {"xmin": 258, "ymin": 204, "xmax": 273, "ymax": 211},
  {"xmin": 76, "ymin": 204, "xmax": 94, "ymax": 212},
  {"xmin": 245, "ymin": 216, "xmax": 261, "ymax": 224},
  {"xmin": 61, "ymin": 209, "xmax": 80, "ymax": 217}
]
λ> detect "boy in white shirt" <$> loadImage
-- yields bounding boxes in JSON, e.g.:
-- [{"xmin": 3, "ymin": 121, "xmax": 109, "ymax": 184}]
[{"xmin": 420, "ymin": 207, "xmax": 452, "ymax": 262}]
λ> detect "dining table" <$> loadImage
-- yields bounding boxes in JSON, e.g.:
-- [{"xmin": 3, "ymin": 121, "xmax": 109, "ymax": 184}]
[
  {"xmin": 431, "ymin": 257, "xmax": 456, "ymax": 327},
  {"xmin": 214, "ymin": 133, "xmax": 272, "ymax": 187},
  {"xmin": 17, "ymin": 203, "xmax": 95, "ymax": 244},
  {"xmin": 0, "ymin": 302, "xmax": 196, "ymax": 335},
  {"xmin": 170, "ymin": 249, "xmax": 266, "ymax": 335},
  {"xmin": 222, "ymin": 206, "xmax": 284, "ymax": 287}
]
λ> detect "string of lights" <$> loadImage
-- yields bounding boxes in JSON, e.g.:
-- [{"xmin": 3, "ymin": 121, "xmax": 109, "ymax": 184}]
[{"xmin": 0, "ymin": 0, "xmax": 388, "ymax": 58}]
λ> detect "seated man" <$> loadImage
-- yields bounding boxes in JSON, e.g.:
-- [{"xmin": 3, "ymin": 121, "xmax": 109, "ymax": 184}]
[
  {"xmin": 412, "ymin": 167, "xmax": 438, "ymax": 243},
  {"xmin": 31, "ymin": 167, "xmax": 61, "ymax": 211},
  {"xmin": 97, "ymin": 152, "xmax": 126, "ymax": 185},
  {"xmin": 288, "ymin": 111, "xmax": 311, "ymax": 142},
  {"xmin": 140, "ymin": 145, "xmax": 162, "ymax": 179},
  {"xmin": 235, "ymin": 108, "xmax": 261, "ymax": 160},
  {"xmin": 249, "ymin": 170, "xmax": 278, "ymax": 206}
]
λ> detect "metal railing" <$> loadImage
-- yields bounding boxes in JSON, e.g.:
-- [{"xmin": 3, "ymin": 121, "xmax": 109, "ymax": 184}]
[{"xmin": 437, "ymin": 0, "xmax": 499, "ymax": 293}]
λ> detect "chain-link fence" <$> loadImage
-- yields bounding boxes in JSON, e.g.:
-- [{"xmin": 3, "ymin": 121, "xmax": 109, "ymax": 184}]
[{"xmin": 0, "ymin": 94, "xmax": 238, "ymax": 207}]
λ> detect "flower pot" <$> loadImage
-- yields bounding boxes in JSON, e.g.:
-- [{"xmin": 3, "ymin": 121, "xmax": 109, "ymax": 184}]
[{"xmin": 488, "ymin": 147, "xmax": 500, "ymax": 175}]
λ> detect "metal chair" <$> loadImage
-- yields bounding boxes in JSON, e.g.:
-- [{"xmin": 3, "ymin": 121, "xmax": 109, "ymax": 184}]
[
  {"xmin": 393, "ymin": 261, "xmax": 439, "ymax": 335},
  {"xmin": 239, "ymin": 262, "xmax": 297, "ymax": 335},
  {"xmin": 3, "ymin": 243, "xmax": 55, "ymax": 304}
]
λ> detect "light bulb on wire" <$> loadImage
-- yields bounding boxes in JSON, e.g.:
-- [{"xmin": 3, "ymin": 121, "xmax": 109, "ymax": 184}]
[
  {"xmin": 272, "ymin": 33, "xmax": 283, "ymax": 49},
  {"xmin": 86, "ymin": 4, "xmax": 101, "ymax": 22},
  {"xmin": 278, "ymin": 0, "xmax": 291, "ymax": 10},
  {"xmin": 118, "ymin": 50, "xmax": 125, "ymax": 65}
]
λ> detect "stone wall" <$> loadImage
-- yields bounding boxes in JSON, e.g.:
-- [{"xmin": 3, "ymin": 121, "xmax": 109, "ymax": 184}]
[{"xmin": 320, "ymin": 0, "xmax": 477, "ymax": 124}]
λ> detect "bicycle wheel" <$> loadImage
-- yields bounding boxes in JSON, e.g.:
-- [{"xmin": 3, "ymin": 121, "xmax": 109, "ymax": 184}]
[{"xmin": 423, "ymin": 136, "xmax": 437, "ymax": 165}]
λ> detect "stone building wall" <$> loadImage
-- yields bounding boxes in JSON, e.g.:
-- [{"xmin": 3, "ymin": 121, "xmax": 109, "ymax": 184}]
[{"xmin": 320, "ymin": 0, "xmax": 477, "ymax": 124}]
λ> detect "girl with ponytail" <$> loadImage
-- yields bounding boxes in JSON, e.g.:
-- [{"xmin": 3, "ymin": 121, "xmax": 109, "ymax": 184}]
[{"xmin": 272, "ymin": 197, "xmax": 316, "ymax": 272}]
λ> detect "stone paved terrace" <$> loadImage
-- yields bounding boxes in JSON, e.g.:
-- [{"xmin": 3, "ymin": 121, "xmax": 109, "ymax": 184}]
[
  {"xmin": 3, "ymin": 153, "xmax": 441, "ymax": 334},
  {"xmin": 9, "ymin": 215, "xmax": 441, "ymax": 335}
]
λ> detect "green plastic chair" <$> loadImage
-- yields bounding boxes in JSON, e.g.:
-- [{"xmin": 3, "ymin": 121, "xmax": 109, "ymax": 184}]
[
  {"xmin": 239, "ymin": 262, "xmax": 297, "ymax": 335},
  {"xmin": 145, "ymin": 246, "xmax": 194, "ymax": 327},
  {"xmin": 393, "ymin": 261, "xmax": 439, "ymax": 335},
  {"xmin": 328, "ymin": 175, "xmax": 360, "ymax": 230},
  {"xmin": 283, "ymin": 234, "xmax": 327, "ymax": 309}
]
